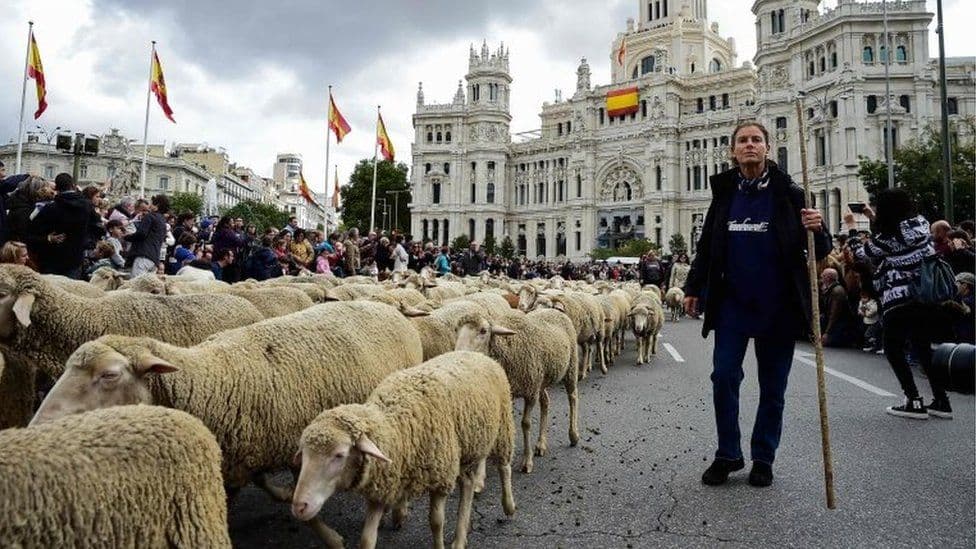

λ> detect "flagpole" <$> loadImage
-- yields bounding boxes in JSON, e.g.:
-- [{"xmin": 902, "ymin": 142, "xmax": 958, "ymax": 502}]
[
  {"xmin": 370, "ymin": 105, "xmax": 380, "ymax": 233},
  {"xmin": 325, "ymin": 85, "xmax": 333, "ymax": 236},
  {"xmin": 15, "ymin": 22, "xmax": 34, "ymax": 174},
  {"xmin": 140, "ymin": 41, "xmax": 155, "ymax": 199}
]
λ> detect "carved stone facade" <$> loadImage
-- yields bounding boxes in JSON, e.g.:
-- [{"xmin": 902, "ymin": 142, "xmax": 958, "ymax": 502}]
[{"xmin": 409, "ymin": 0, "xmax": 975, "ymax": 259}]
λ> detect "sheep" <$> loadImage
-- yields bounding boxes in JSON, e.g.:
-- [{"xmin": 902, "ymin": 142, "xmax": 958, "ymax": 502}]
[
  {"xmin": 291, "ymin": 351, "xmax": 516, "ymax": 549},
  {"xmin": 88, "ymin": 266, "xmax": 125, "ymax": 291},
  {"xmin": 629, "ymin": 292, "xmax": 665, "ymax": 366},
  {"xmin": 448, "ymin": 291, "xmax": 516, "ymax": 319},
  {"xmin": 0, "ymin": 263, "xmax": 265, "ymax": 428},
  {"xmin": 404, "ymin": 300, "xmax": 486, "ymax": 361},
  {"xmin": 455, "ymin": 308, "xmax": 579, "ymax": 474},
  {"xmin": 0, "ymin": 405, "xmax": 230, "ymax": 548},
  {"xmin": 221, "ymin": 286, "xmax": 315, "ymax": 318},
  {"xmin": 41, "ymin": 274, "xmax": 105, "ymax": 298},
  {"xmin": 31, "ymin": 300, "xmax": 424, "ymax": 549},
  {"xmin": 665, "ymin": 286, "xmax": 685, "ymax": 322},
  {"xmin": 367, "ymin": 287, "xmax": 435, "ymax": 311},
  {"xmin": 643, "ymin": 284, "xmax": 663, "ymax": 301},
  {"xmin": 325, "ymin": 282, "xmax": 386, "ymax": 301},
  {"xmin": 525, "ymin": 289, "xmax": 606, "ymax": 379}
]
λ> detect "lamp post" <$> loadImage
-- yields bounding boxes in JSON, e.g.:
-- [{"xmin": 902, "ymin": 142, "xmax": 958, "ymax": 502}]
[
  {"xmin": 386, "ymin": 188, "xmax": 409, "ymax": 232},
  {"xmin": 377, "ymin": 197, "xmax": 388, "ymax": 233}
]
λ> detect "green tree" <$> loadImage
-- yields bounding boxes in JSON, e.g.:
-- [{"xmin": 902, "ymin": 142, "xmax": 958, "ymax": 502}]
[
  {"xmin": 340, "ymin": 159, "xmax": 411, "ymax": 233},
  {"xmin": 498, "ymin": 235, "xmax": 515, "ymax": 259},
  {"xmin": 857, "ymin": 120, "xmax": 975, "ymax": 223},
  {"xmin": 589, "ymin": 238, "xmax": 659, "ymax": 260},
  {"xmin": 222, "ymin": 200, "xmax": 289, "ymax": 233},
  {"xmin": 483, "ymin": 234, "xmax": 497, "ymax": 255},
  {"xmin": 450, "ymin": 234, "xmax": 471, "ymax": 252},
  {"xmin": 668, "ymin": 233, "xmax": 688, "ymax": 257},
  {"xmin": 169, "ymin": 192, "xmax": 204, "ymax": 216}
]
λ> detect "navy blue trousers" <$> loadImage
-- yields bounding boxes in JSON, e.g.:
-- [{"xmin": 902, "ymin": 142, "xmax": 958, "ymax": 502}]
[{"xmin": 711, "ymin": 329, "xmax": 795, "ymax": 465}]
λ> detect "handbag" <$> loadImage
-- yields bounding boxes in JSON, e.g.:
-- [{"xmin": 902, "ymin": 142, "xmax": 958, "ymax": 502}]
[{"xmin": 912, "ymin": 255, "xmax": 956, "ymax": 304}]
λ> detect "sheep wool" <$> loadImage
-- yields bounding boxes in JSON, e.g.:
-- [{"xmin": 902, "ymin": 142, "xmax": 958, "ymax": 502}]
[
  {"xmin": 0, "ymin": 405, "xmax": 230, "ymax": 548},
  {"xmin": 294, "ymin": 351, "xmax": 516, "ymax": 549}
]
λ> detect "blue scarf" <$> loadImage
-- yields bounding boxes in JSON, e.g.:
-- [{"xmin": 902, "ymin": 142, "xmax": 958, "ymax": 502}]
[{"xmin": 737, "ymin": 168, "xmax": 770, "ymax": 194}]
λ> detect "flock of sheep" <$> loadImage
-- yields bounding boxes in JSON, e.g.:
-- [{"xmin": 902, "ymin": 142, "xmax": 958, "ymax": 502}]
[{"xmin": 0, "ymin": 263, "xmax": 680, "ymax": 548}]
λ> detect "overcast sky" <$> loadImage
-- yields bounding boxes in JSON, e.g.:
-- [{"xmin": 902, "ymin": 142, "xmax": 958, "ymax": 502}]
[{"xmin": 2, "ymin": 0, "xmax": 973, "ymax": 194}]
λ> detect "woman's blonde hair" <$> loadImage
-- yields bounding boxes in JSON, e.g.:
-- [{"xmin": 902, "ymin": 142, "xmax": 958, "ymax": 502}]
[{"xmin": 0, "ymin": 241, "xmax": 28, "ymax": 264}]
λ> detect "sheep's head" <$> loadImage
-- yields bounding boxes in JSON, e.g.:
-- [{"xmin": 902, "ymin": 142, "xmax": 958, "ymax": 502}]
[
  {"xmin": 0, "ymin": 264, "xmax": 42, "ymax": 340},
  {"xmin": 29, "ymin": 337, "xmax": 178, "ymax": 426},
  {"xmin": 629, "ymin": 305, "xmax": 651, "ymax": 334},
  {"xmin": 516, "ymin": 285, "xmax": 537, "ymax": 312},
  {"xmin": 292, "ymin": 405, "xmax": 390, "ymax": 521},
  {"xmin": 89, "ymin": 267, "xmax": 125, "ymax": 291},
  {"xmin": 123, "ymin": 274, "xmax": 166, "ymax": 295},
  {"xmin": 454, "ymin": 315, "xmax": 516, "ymax": 353},
  {"xmin": 534, "ymin": 294, "xmax": 567, "ymax": 314}
]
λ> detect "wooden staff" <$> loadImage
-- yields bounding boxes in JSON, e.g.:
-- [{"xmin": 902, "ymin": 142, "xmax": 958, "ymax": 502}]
[{"xmin": 794, "ymin": 98, "xmax": 837, "ymax": 510}]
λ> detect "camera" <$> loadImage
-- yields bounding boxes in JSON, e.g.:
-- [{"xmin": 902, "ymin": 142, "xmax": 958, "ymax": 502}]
[{"xmin": 847, "ymin": 202, "xmax": 866, "ymax": 214}]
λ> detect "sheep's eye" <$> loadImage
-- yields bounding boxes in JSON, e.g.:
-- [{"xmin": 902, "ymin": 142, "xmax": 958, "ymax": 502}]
[
  {"xmin": 99, "ymin": 371, "xmax": 121, "ymax": 382},
  {"xmin": 479, "ymin": 328, "xmax": 488, "ymax": 335},
  {"xmin": 333, "ymin": 452, "xmax": 346, "ymax": 460}
]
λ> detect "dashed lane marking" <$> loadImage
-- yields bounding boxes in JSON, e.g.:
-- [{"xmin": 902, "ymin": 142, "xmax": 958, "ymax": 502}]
[
  {"xmin": 663, "ymin": 342, "xmax": 685, "ymax": 363},
  {"xmin": 793, "ymin": 351, "xmax": 895, "ymax": 397}
]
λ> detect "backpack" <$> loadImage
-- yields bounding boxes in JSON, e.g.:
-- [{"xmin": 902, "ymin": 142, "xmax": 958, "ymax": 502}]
[{"xmin": 912, "ymin": 255, "xmax": 956, "ymax": 304}]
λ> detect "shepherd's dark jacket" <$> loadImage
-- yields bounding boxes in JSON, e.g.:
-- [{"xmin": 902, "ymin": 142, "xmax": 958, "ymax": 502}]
[{"xmin": 683, "ymin": 164, "xmax": 831, "ymax": 338}]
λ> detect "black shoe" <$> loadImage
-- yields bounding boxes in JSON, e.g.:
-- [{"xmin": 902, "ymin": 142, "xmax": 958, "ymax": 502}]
[
  {"xmin": 927, "ymin": 398, "xmax": 953, "ymax": 419},
  {"xmin": 886, "ymin": 397, "xmax": 928, "ymax": 420},
  {"xmin": 748, "ymin": 462, "xmax": 773, "ymax": 487},
  {"xmin": 701, "ymin": 457, "xmax": 744, "ymax": 486}
]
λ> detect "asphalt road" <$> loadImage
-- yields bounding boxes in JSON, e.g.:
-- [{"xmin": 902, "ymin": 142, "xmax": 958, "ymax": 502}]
[{"xmin": 228, "ymin": 317, "xmax": 975, "ymax": 548}]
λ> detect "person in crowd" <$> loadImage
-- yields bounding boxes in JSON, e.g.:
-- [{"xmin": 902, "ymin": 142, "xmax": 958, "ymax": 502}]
[
  {"xmin": 211, "ymin": 215, "xmax": 244, "ymax": 282},
  {"xmin": 104, "ymin": 219, "xmax": 126, "ymax": 270},
  {"xmin": 30, "ymin": 173, "xmax": 103, "ymax": 279},
  {"xmin": 819, "ymin": 267, "xmax": 856, "ymax": 347},
  {"xmin": 211, "ymin": 249, "xmax": 234, "ymax": 281},
  {"xmin": 125, "ymin": 194, "xmax": 169, "ymax": 278},
  {"xmin": 930, "ymin": 220, "xmax": 952, "ymax": 256},
  {"xmin": 6, "ymin": 176, "xmax": 55, "ymax": 249},
  {"xmin": 289, "ymin": 228, "xmax": 315, "ymax": 269},
  {"xmin": 959, "ymin": 220, "xmax": 975, "ymax": 241},
  {"xmin": 168, "ymin": 233, "xmax": 198, "ymax": 275},
  {"xmin": 640, "ymin": 250, "xmax": 664, "ymax": 288},
  {"xmin": 0, "ymin": 240, "xmax": 29, "ymax": 266},
  {"xmin": 171, "ymin": 213, "xmax": 197, "ymax": 244},
  {"xmin": 945, "ymin": 272, "xmax": 975, "ymax": 344},
  {"xmin": 344, "ymin": 228, "xmax": 362, "ymax": 276},
  {"xmin": 434, "ymin": 245, "xmax": 451, "ymax": 275},
  {"xmin": 668, "ymin": 253, "xmax": 691, "ymax": 291},
  {"xmin": 0, "ymin": 160, "xmax": 31, "ymax": 245},
  {"xmin": 858, "ymin": 290, "xmax": 884, "ymax": 353},
  {"xmin": 81, "ymin": 186, "xmax": 104, "ymax": 209},
  {"xmin": 507, "ymin": 256, "xmax": 523, "ymax": 279},
  {"xmin": 282, "ymin": 216, "xmax": 299, "ymax": 236},
  {"xmin": 85, "ymin": 241, "xmax": 117, "ymax": 277},
  {"xmin": 844, "ymin": 189, "xmax": 953, "ymax": 420},
  {"xmin": 314, "ymin": 245, "xmax": 332, "ymax": 275},
  {"xmin": 244, "ymin": 235, "xmax": 280, "ymax": 281},
  {"xmin": 682, "ymin": 121, "xmax": 829, "ymax": 488},
  {"xmin": 392, "ymin": 234, "xmax": 409, "ymax": 273},
  {"xmin": 943, "ymin": 230, "xmax": 975, "ymax": 275},
  {"xmin": 462, "ymin": 241, "xmax": 485, "ymax": 275},
  {"xmin": 273, "ymin": 235, "xmax": 296, "ymax": 275},
  {"xmin": 375, "ymin": 236, "xmax": 392, "ymax": 275}
]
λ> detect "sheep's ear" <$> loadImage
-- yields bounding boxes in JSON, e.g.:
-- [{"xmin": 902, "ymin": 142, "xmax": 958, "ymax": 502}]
[
  {"xmin": 356, "ymin": 436, "xmax": 391, "ymax": 463},
  {"xmin": 401, "ymin": 306, "xmax": 430, "ymax": 318},
  {"xmin": 322, "ymin": 289, "xmax": 340, "ymax": 302},
  {"xmin": 13, "ymin": 293, "xmax": 35, "ymax": 328},
  {"xmin": 132, "ymin": 352, "xmax": 179, "ymax": 376},
  {"xmin": 553, "ymin": 301, "xmax": 567, "ymax": 313},
  {"xmin": 292, "ymin": 450, "xmax": 303, "ymax": 468},
  {"xmin": 490, "ymin": 325, "xmax": 516, "ymax": 336}
]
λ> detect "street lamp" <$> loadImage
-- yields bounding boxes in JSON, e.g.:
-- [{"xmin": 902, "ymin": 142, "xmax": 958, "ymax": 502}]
[
  {"xmin": 377, "ymin": 197, "xmax": 388, "ymax": 233},
  {"xmin": 386, "ymin": 188, "xmax": 409, "ymax": 232},
  {"xmin": 33, "ymin": 124, "xmax": 61, "ymax": 144}
]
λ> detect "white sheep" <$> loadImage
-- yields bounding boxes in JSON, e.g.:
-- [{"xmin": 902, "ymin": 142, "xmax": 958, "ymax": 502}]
[
  {"xmin": 629, "ymin": 291, "xmax": 665, "ymax": 366},
  {"xmin": 291, "ymin": 351, "xmax": 516, "ymax": 549},
  {"xmin": 665, "ymin": 286, "xmax": 685, "ymax": 322},
  {"xmin": 0, "ymin": 405, "xmax": 230, "ymax": 548},
  {"xmin": 455, "ymin": 308, "xmax": 579, "ymax": 474},
  {"xmin": 31, "ymin": 300, "xmax": 424, "ymax": 549}
]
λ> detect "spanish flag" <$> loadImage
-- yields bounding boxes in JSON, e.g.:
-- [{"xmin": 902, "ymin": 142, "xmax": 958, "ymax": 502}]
[
  {"xmin": 331, "ymin": 169, "xmax": 340, "ymax": 209},
  {"xmin": 606, "ymin": 86, "xmax": 639, "ymax": 117},
  {"xmin": 151, "ymin": 49, "xmax": 176, "ymax": 123},
  {"xmin": 377, "ymin": 113, "xmax": 395, "ymax": 162},
  {"xmin": 299, "ymin": 171, "xmax": 318, "ymax": 206},
  {"xmin": 328, "ymin": 93, "xmax": 351, "ymax": 143},
  {"xmin": 27, "ymin": 32, "xmax": 47, "ymax": 119}
]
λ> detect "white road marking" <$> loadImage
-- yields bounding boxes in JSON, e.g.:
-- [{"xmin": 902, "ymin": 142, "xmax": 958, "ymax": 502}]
[
  {"xmin": 793, "ymin": 351, "xmax": 895, "ymax": 397},
  {"xmin": 663, "ymin": 342, "xmax": 685, "ymax": 363}
]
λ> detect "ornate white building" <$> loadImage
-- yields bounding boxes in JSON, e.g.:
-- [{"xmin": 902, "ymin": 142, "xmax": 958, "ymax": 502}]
[{"xmin": 409, "ymin": 0, "xmax": 974, "ymax": 259}]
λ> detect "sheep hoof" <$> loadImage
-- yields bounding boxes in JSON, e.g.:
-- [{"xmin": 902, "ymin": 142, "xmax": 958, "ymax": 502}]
[
  {"xmin": 569, "ymin": 433, "xmax": 580, "ymax": 447},
  {"xmin": 520, "ymin": 460, "xmax": 533, "ymax": 474},
  {"xmin": 534, "ymin": 444, "xmax": 548, "ymax": 457}
]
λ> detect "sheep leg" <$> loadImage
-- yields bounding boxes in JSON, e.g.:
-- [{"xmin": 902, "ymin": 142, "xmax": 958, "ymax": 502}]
[
  {"xmin": 429, "ymin": 491, "xmax": 449, "ymax": 549},
  {"xmin": 392, "ymin": 500, "xmax": 410, "ymax": 530},
  {"xmin": 534, "ymin": 388, "xmax": 550, "ymax": 457},
  {"xmin": 564, "ymin": 373, "xmax": 580, "ymax": 447},
  {"xmin": 473, "ymin": 458, "xmax": 487, "ymax": 493},
  {"xmin": 451, "ymin": 472, "xmax": 476, "ymax": 549},
  {"xmin": 307, "ymin": 518, "xmax": 345, "ymax": 549},
  {"xmin": 498, "ymin": 462, "xmax": 517, "ymax": 516},
  {"xmin": 359, "ymin": 499, "xmax": 385, "ymax": 549},
  {"xmin": 578, "ymin": 342, "xmax": 590, "ymax": 380},
  {"xmin": 519, "ymin": 394, "xmax": 537, "ymax": 473},
  {"xmin": 652, "ymin": 334, "xmax": 658, "ymax": 355},
  {"xmin": 253, "ymin": 472, "xmax": 293, "ymax": 502},
  {"xmin": 635, "ymin": 335, "xmax": 644, "ymax": 366},
  {"xmin": 598, "ymin": 337, "xmax": 608, "ymax": 375}
]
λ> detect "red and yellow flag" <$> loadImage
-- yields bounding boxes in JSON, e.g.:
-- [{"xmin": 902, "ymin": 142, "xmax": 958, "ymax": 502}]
[
  {"xmin": 328, "ymin": 93, "xmax": 351, "ymax": 143},
  {"xmin": 377, "ymin": 113, "xmax": 395, "ymax": 162},
  {"xmin": 299, "ymin": 171, "xmax": 318, "ymax": 206},
  {"xmin": 331, "ymin": 170, "xmax": 340, "ymax": 209},
  {"xmin": 151, "ymin": 49, "xmax": 176, "ymax": 123},
  {"xmin": 606, "ymin": 86, "xmax": 639, "ymax": 117},
  {"xmin": 616, "ymin": 39, "xmax": 626, "ymax": 67},
  {"xmin": 27, "ymin": 32, "xmax": 47, "ymax": 119}
]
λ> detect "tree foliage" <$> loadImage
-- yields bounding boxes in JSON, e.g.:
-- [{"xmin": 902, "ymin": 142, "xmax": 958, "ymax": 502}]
[
  {"xmin": 169, "ymin": 192, "xmax": 204, "ymax": 216},
  {"xmin": 450, "ymin": 234, "xmax": 471, "ymax": 252},
  {"xmin": 340, "ymin": 159, "xmax": 411, "ymax": 234},
  {"xmin": 482, "ymin": 234, "xmax": 497, "ymax": 255},
  {"xmin": 668, "ymin": 233, "xmax": 688, "ymax": 257},
  {"xmin": 498, "ymin": 235, "xmax": 515, "ymax": 259},
  {"xmin": 589, "ymin": 238, "xmax": 659, "ymax": 259},
  {"xmin": 222, "ymin": 200, "xmax": 289, "ymax": 233},
  {"xmin": 857, "ymin": 120, "xmax": 975, "ymax": 222}
]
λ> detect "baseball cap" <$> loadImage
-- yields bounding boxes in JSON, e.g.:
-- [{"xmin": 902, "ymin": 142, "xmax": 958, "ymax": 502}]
[{"xmin": 955, "ymin": 272, "xmax": 975, "ymax": 287}]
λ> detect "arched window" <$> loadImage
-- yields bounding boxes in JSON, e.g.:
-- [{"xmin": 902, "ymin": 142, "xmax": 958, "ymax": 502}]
[
  {"xmin": 486, "ymin": 182, "xmax": 495, "ymax": 203},
  {"xmin": 808, "ymin": 61, "xmax": 815, "ymax": 77},
  {"xmin": 641, "ymin": 55, "xmax": 655, "ymax": 75},
  {"xmin": 879, "ymin": 46, "xmax": 888, "ymax": 63},
  {"xmin": 425, "ymin": 163, "xmax": 431, "ymax": 174},
  {"xmin": 485, "ymin": 218, "xmax": 494, "ymax": 239},
  {"xmin": 436, "ymin": 132, "xmax": 442, "ymax": 143},
  {"xmin": 831, "ymin": 52, "xmax": 838, "ymax": 69},
  {"xmin": 443, "ymin": 163, "xmax": 450, "ymax": 174},
  {"xmin": 426, "ymin": 132, "xmax": 433, "ymax": 143},
  {"xmin": 896, "ymin": 45, "xmax": 907, "ymax": 62},
  {"xmin": 862, "ymin": 46, "xmax": 874, "ymax": 63},
  {"xmin": 422, "ymin": 219, "xmax": 429, "ymax": 240},
  {"xmin": 819, "ymin": 56, "xmax": 826, "ymax": 73},
  {"xmin": 778, "ymin": 9, "xmax": 785, "ymax": 34},
  {"xmin": 709, "ymin": 58, "xmax": 722, "ymax": 73},
  {"xmin": 899, "ymin": 94, "xmax": 911, "ymax": 113},
  {"xmin": 445, "ymin": 131, "xmax": 452, "ymax": 142},
  {"xmin": 468, "ymin": 219, "xmax": 476, "ymax": 240},
  {"xmin": 432, "ymin": 182, "xmax": 441, "ymax": 204},
  {"xmin": 771, "ymin": 11, "xmax": 778, "ymax": 34}
]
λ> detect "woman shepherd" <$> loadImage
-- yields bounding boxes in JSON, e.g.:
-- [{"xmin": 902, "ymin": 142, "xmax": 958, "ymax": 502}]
[{"xmin": 683, "ymin": 121, "xmax": 831, "ymax": 487}]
